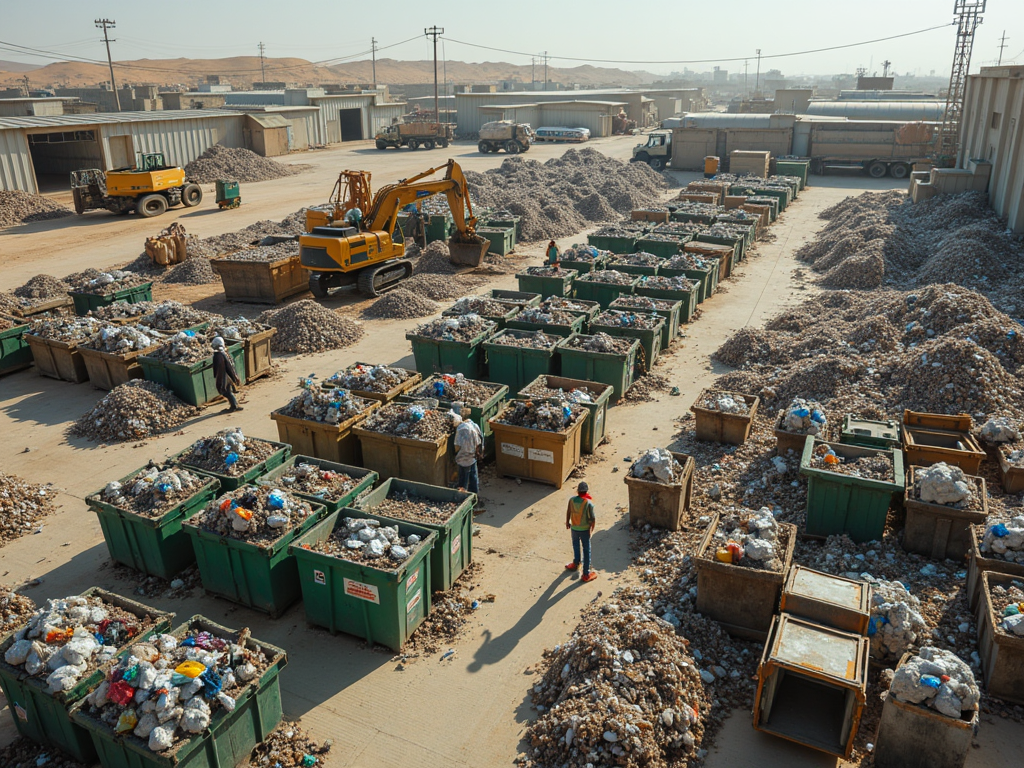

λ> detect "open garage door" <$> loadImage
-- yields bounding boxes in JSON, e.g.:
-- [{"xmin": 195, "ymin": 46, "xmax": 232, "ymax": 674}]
[
  {"xmin": 27, "ymin": 129, "xmax": 104, "ymax": 193},
  {"xmin": 339, "ymin": 108, "xmax": 363, "ymax": 141}
]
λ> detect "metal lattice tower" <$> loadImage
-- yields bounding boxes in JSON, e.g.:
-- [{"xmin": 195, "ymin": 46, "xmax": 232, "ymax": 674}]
[{"xmin": 937, "ymin": 1, "xmax": 986, "ymax": 163}]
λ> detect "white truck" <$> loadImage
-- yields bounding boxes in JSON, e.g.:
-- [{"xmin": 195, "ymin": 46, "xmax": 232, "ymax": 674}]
[
  {"xmin": 477, "ymin": 121, "xmax": 534, "ymax": 154},
  {"xmin": 630, "ymin": 130, "xmax": 671, "ymax": 171}
]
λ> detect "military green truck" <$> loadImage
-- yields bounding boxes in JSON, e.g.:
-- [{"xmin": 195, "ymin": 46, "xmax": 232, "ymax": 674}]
[{"xmin": 375, "ymin": 121, "xmax": 455, "ymax": 150}]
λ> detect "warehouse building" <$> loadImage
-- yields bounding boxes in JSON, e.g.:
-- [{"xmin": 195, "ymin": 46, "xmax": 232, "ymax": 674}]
[{"xmin": 958, "ymin": 65, "xmax": 1024, "ymax": 233}]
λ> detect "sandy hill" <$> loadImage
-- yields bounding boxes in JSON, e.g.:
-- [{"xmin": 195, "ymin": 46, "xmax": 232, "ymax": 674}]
[
  {"xmin": 0, "ymin": 60, "xmax": 40, "ymax": 73},
  {"xmin": 0, "ymin": 55, "xmax": 653, "ymax": 89}
]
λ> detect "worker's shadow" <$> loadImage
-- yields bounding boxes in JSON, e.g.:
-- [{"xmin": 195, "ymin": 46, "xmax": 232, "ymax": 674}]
[{"xmin": 465, "ymin": 570, "xmax": 576, "ymax": 673}]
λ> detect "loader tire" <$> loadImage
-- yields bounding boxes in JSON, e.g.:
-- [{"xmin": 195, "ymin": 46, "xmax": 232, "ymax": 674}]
[
  {"xmin": 181, "ymin": 183, "xmax": 203, "ymax": 207},
  {"xmin": 136, "ymin": 194, "xmax": 168, "ymax": 218}
]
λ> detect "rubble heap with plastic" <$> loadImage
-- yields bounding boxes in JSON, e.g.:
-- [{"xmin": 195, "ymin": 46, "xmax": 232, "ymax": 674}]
[
  {"xmin": 3, "ymin": 595, "xmax": 157, "ymax": 694},
  {"xmin": 491, "ymin": 330, "xmax": 558, "ymax": 349},
  {"xmin": 326, "ymin": 364, "xmax": 413, "ymax": 393},
  {"xmin": 80, "ymin": 325, "xmax": 160, "ymax": 353},
  {"xmin": 778, "ymin": 398, "xmax": 827, "ymax": 435},
  {"xmin": 810, "ymin": 442, "xmax": 893, "ymax": 480},
  {"xmin": 313, "ymin": 517, "xmax": 423, "ymax": 566},
  {"xmin": 566, "ymin": 333, "xmax": 633, "ymax": 354},
  {"xmin": 447, "ymin": 296, "xmax": 516, "ymax": 317},
  {"xmin": 594, "ymin": 310, "xmax": 660, "ymax": 329},
  {"xmin": 176, "ymin": 429, "xmax": 279, "ymax": 477},
  {"xmin": 980, "ymin": 518, "xmax": 1024, "ymax": 564},
  {"xmin": 610, "ymin": 252, "xmax": 661, "ymax": 268},
  {"xmin": 374, "ymin": 490, "xmax": 462, "ymax": 524},
  {"xmin": 701, "ymin": 392, "xmax": 749, "ymax": 415},
  {"xmin": 71, "ymin": 381, "xmax": 199, "ymax": 443},
  {"xmin": 212, "ymin": 317, "xmax": 271, "ymax": 340},
  {"xmin": 706, "ymin": 508, "xmax": 783, "ymax": 569},
  {"xmin": 80, "ymin": 625, "xmax": 271, "ymax": 752},
  {"xmin": 411, "ymin": 314, "xmax": 495, "ymax": 342},
  {"xmin": 629, "ymin": 449, "xmax": 685, "ymax": 484},
  {"xmin": 147, "ymin": 330, "xmax": 215, "ymax": 365},
  {"xmin": 139, "ymin": 301, "xmax": 211, "ymax": 331},
  {"xmin": 274, "ymin": 463, "xmax": 363, "ymax": 505},
  {"xmin": 562, "ymin": 243, "xmax": 608, "ymax": 263},
  {"xmin": 359, "ymin": 403, "xmax": 458, "ymax": 441},
  {"xmin": 496, "ymin": 400, "xmax": 584, "ymax": 432},
  {"xmin": 100, "ymin": 465, "xmax": 209, "ymax": 517},
  {"xmin": 889, "ymin": 647, "xmax": 980, "ymax": 718},
  {"xmin": 27, "ymin": 316, "xmax": 100, "ymax": 344},
  {"xmin": 521, "ymin": 604, "xmax": 706, "ymax": 768},
  {"xmin": 282, "ymin": 382, "xmax": 370, "ymax": 425},
  {"xmin": 994, "ymin": 580, "xmax": 1024, "ymax": 637},
  {"xmin": 979, "ymin": 416, "xmax": 1020, "ymax": 443},
  {"xmin": 637, "ymin": 275, "xmax": 697, "ymax": 292},
  {"xmin": 513, "ymin": 307, "xmax": 578, "ymax": 326},
  {"xmin": 73, "ymin": 270, "xmax": 149, "ymax": 295},
  {"xmin": 520, "ymin": 383, "xmax": 596, "ymax": 404},
  {"xmin": 189, "ymin": 486, "xmax": 315, "ymax": 544},
  {"xmin": 410, "ymin": 374, "xmax": 500, "ymax": 406},
  {"xmin": 576, "ymin": 269, "xmax": 633, "ymax": 285},
  {"xmin": 869, "ymin": 578, "xmax": 928, "ymax": 659},
  {"xmin": 663, "ymin": 253, "xmax": 711, "ymax": 271},
  {"xmin": 913, "ymin": 462, "xmax": 978, "ymax": 508},
  {"xmin": 0, "ymin": 473, "xmax": 56, "ymax": 545}
]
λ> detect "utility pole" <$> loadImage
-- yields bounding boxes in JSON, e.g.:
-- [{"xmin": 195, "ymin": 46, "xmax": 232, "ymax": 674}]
[
  {"xmin": 425, "ymin": 26, "xmax": 443, "ymax": 122},
  {"xmin": 744, "ymin": 60, "xmax": 748, "ymax": 95},
  {"xmin": 998, "ymin": 30, "xmax": 1009, "ymax": 65},
  {"xmin": 532, "ymin": 57, "xmax": 536, "ymax": 90},
  {"xmin": 21, "ymin": 74, "xmax": 30, "ymax": 96},
  {"xmin": 95, "ymin": 19, "xmax": 121, "ymax": 112},
  {"xmin": 754, "ymin": 49, "xmax": 762, "ymax": 96},
  {"xmin": 371, "ymin": 38, "xmax": 377, "ymax": 85},
  {"xmin": 543, "ymin": 51, "xmax": 549, "ymax": 91},
  {"xmin": 882, "ymin": 59, "xmax": 892, "ymax": 78},
  {"xmin": 258, "ymin": 42, "xmax": 266, "ymax": 85}
]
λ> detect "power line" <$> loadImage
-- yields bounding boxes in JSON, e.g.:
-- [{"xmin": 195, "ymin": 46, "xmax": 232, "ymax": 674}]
[
  {"xmin": 441, "ymin": 23, "xmax": 952, "ymax": 66},
  {"xmin": 94, "ymin": 18, "xmax": 120, "ymax": 112}
]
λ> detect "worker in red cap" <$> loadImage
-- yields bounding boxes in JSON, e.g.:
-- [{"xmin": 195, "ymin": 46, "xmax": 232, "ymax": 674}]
[{"xmin": 565, "ymin": 481, "xmax": 597, "ymax": 582}]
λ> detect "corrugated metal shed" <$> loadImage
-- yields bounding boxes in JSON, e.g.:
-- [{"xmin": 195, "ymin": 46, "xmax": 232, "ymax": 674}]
[
  {"xmin": 0, "ymin": 109, "xmax": 240, "ymax": 130},
  {"xmin": 805, "ymin": 101, "xmax": 945, "ymax": 121}
]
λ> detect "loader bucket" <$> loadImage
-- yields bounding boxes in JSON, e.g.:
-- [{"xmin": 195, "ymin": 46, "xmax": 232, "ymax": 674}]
[{"xmin": 448, "ymin": 234, "xmax": 489, "ymax": 267}]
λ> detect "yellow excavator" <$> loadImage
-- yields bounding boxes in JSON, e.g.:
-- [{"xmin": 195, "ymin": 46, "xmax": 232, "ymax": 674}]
[{"xmin": 299, "ymin": 160, "xmax": 488, "ymax": 298}]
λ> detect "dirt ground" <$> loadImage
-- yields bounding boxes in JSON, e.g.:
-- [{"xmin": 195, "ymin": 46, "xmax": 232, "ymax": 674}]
[{"xmin": 3, "ymin": 139, "xmax": 1008, "ymax": 767}]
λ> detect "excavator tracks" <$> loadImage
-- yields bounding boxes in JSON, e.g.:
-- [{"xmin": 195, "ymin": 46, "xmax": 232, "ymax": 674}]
[{"xmin": 356, "ymin": 259, "xmax": 413, "ymax": 297}]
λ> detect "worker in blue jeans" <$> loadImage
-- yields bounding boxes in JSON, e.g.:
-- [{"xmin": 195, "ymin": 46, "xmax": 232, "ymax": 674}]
[{"xmin": 565, "ymin": 481, "xmax": 597, "ymax": 582}]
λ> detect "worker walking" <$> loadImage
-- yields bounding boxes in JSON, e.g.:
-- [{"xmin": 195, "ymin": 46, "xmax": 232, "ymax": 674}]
[
  {"xmin": 546, "ymin": 240, "xmax": 560, "ymax": 267},
  {"xmin": 565, "ymin": 482, "xmax": 597, "ymax": 582},
  {"xmin": 453, "ymin": 406, "xmax": 484, "ymax": 511},
  {"xmin": 211, "ymin": 337, "xmax": 243, "ymax": 413}
]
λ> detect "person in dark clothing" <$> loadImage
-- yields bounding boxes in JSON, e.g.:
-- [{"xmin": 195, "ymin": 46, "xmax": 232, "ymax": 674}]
[{"xmin": 211, "ymin": 336, "xmax": 243, "ymax": 412}]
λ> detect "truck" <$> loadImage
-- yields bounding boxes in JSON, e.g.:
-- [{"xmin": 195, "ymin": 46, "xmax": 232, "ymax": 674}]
[
  {"xmin": 70, "ymin": 152, "xmax": 203, "ymax": 218},
  {"xmin": 630, "ymin": 130, "xmax": 671, "ymax": 171},
  {"xmin": 375, "ymin": 121, "xmax": 455, "ymax": 150},
  {"xmin": 477, "ymin": 121, "xmax": 533, "ymax": 154}
]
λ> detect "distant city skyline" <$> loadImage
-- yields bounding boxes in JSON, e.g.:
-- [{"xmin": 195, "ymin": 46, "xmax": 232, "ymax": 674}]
[{"xmin": 3, "ymin": 0, "xmax": 1023, "ymax": 78}]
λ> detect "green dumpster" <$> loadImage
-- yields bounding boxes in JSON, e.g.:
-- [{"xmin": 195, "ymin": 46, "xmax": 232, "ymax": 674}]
[
  {"xmin": 587, "ymin": 231, "xmax": 638, "ymax": 254},
  {"xmin": 442, "ymin": 300, "xmax": 518, "ymax": 329},
  {"xmin": 670, "ymin": 209, "xmax": 719, "ymax": 225},
  {"xmin": 425, "ymin": 213, "xmax": 453, "ymax": 243},
  {"xmin": 406, "ymin": 321, "xmax": 496, "ymax": 379},
  {"xmin": 69, "ymin": 282, "xmax": 154, "ymax": 317},
  {"xmin": 399, "ymin": 376, "xmax": 508, "ymax": 462},
  {"xmin": 354, "ymin": 478, "xmax": 475, "ymax": 592},
  {"xmin": 289, "ymin": 510, "xmax": 436, "ymax": 651},
  {"xmin": 776, "ymin": 159, "xmax": 810, "ymax": 189},
  {"xmin": 607, "ymin": 253, "xmax": 661, "ymax": 277},
  {"xmin": 482, "ymin": 329, "xmax": 561, "ymax": 394},
  {"xmin": 609, "ymin": 296, "xmax": 681, "ymax": 346},
  {"xmin": 138, "ymin": 341, "xmax": 245, "ymax": 407},
  {"xmin": 634, "ymin": 277, "xmax": 699, "ymax": 323},
  {"xmin": 69, "ymin": 615, "xmax": 286, "ymax": 768},
  {"xmin": 658, "ymin": 258, "xmax": 717, "ymax": 303},
  {"xmin": 800, "ymin": 437, "xmax": 905, "ymax": 543},
  {"xmin": 557, "ymin": 333, "xmax": 639, "ymax": 403},
  {"xmin": 0, "ymin": 589, "xmax": 173, "ymax": 764},
  {"xmin": 506, "ymin": 307, "xmax": 587, "ymax": 338},
  {"xmin": 485, "ymin": 214, "xmax": 521, "ymax": 240},
  {"xmin": 840, "ymin": 415, "xmax": 901, "ymax": 450},
  {"xmin": 182, "ymin": 493, "xmax": 327, "ymax": 617},
  {"xmin": 590, "ymin": 311, "xmax": 665, "ymax": 373},
  {"xmin": 169, "ymin": 437, "xmax": 290, "ymax": 492},
  {"xmin": 559, "ymin": 245, "xmax": 611, "ymax": 275},
  {"xmin": 634, "ymin": 236, "xmax": 686, "ymax": 259},
  {"xmin": 572, "ymin": 272, "xmax": 640, "ymax": 309},
  {"xmin": 516, "ymin": 267, "xmax": 577, "ymax": 297},
  {"xmin": 477, "ymin": 226, "xmax": 516, "ymax": 255},
  {"xmin": 484, "ymin": 288, "xmax": 541, "ymax": 307},
  {"xmin": 86, "ymin": 466, "xmax": 221, "ymax": 579},
  {"xmin": 0, "ymin": 315, "xmax": 33, "ymax": 375},
  {"xmin": 517, "ymin": 374, "xmax": 613, "ymax": 454},
  {"xmin": 257, "ymin": 455, "xmax": 378, "ymax": 513}
]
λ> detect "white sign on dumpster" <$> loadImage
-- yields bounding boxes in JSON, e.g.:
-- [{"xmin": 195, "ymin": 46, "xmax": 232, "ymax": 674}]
[
  {"xmin": 528, "ymin": 448, "xmax": 555, "ymax": 463},
  {"xmin": 501, "ymin": 442, "xmax": 525, "ymax": 458},
  {"xmin": 344, "ymin": 577, "xmax": 380, "ymax": 604}
]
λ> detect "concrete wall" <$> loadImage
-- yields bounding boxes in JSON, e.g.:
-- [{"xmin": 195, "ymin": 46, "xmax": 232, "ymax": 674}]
[
  {"xmin": 960, "ymin": 66, "xmax": 1024, "ymax": 233},
  {"xmin": 0, "ymin": 99, "xmax": 65, "ymax": 117}
]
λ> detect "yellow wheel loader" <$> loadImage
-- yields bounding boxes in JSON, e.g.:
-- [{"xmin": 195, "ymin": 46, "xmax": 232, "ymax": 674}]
[
  {"xmin": 70, "ymin": 152, "xmax": 203, "ymax": 218},
  {"xmin": 300, "ymin": 160, "xmax": 488, "ymax": 298}
]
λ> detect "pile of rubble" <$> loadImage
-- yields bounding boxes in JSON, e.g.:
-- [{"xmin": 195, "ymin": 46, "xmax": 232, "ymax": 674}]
[
  {"xmin": 496, "ymin": 400, "xmax": 583, "ymax": 432},
  {"xmin": 0, "ymin": 190, "xmax": 73, "ymax": 227},
  {"xmin": 594, "ymin": 310, "xmax": 661, "ymax": 330},
  {"xmin": 703, "ymin": 508, "xmax": 785, "ymax": 571},
  {"xmin": 274, "ymin": 462, "xmax": 364, "ymax": 506},
  {"xmin": 889, "ymin": 647, "xmax": 980, "ymax": 718},
  {"xmin": 629, "ymin": 448, "xmax": 685, "ymax": 484},
  {"xmin": 0, "ymin": 587, "xmax": 36, "ymax": 635},
  {"xmin": 409, "ymin": 374, "xmax": 500, "ymax": 405},
  {"xmin": 513, "ymin": 307, "xmax": 577, "ymax": 326},
  {"xmin": 80, "ymin": 324, "xmax": 160, "ymax": 353},
  {"xmin": 713, "ymin": 285, "xmax": 1024, "ymax": 418},
  {"xmin": 248, "ymin": 722, "xmax": 332, "ymax": 768},
  {"xmin": 777, "ymin": 397, "xmax": 827, "ymax": 435},
  {"xmin": 200, "ymin": 211, "xmax": 306, "ymax": 256},
  {"xmin": 561, "ymin": 243, "xmax": 609, "ymax": 264},
  {"xmin": 448, "ymin": 296, "xmax": 516, "ymax": 317},
  {"xmin": 314, "ymin": 516, "xmax": 423, "ymax": 565},
  {"xmin": 491, "ymin": 330, "xmax": 558, "ymax": 349},
  {"xmin": 808, "ymin": 442, "xmax": 894, "ymax": 480},
  {"xmin": 576, "ymin": 269, "xmax": 633, "ymax": 286},
  {"xmin": 610, "ymin": 252, "xmax": 661, "ymax": 268},
  {"xmin": 464, "ymin": 148, "xmax": 673, "ymax": 242},
  {"xmin": 360, "ymin": 403, "xmax": 458, "ymax": 441},
  {"xmin": 411, "ymin": 315, "xmax": 494, "ymax": 342},
  {"xmin": 219, "ymin": 242, "xmax": 299, "ymax": 262},
  {"xmin": 71, "ymin": 270, "xmax": 150, "ymax": 294},
  {"xmin": 281, "ymin": 385, "xmax": 371, "ymax": 425},
  {"xmin": 140, "ymin": 301, "xmax": 213, "ymax": 331},
  {"xmin": 189, "ymin": 486, "xmax": 315, "ymax": 544},
  {"xmin": 91, "ymin": 300, "xmax": 156, "ymax": 321},
  {"xmin": 699, "ymin": 391, "xmax": 749, "ymax": 414},
  {"xmin": 79, "ymin": 624, "xmax": 272, "ymax": 753},
  {"xmin": 520, "ymin": 381, "xmax": 598, "ymax": 404},
  {"xmin": 0, "ymin": 738, "xmax": 86, "ymax": 768},
  {"xmin": 0, "ymin": 473, "xmax": 56, "ymax": 546},
  {"xmin": 980, "ymin": 518, "xmax": 1024, "ymax": 564},
  {"xmin": 912, "ymin": 462, "xmax": 980, "ymax": 509},
  {"xmin": 212, "ymin": 317, "xmax": 270, "ymax": 340},
  {"xmin": 176, "ymin": 429, "xmax": 280, "ymax": 477},
  {"xmin": 27, "ymin": 316, "xmax": 99, "ymax": 343},
  {"xmin": 637, "ymin": 275, "xmax": 697, "ymax": 292},
  {"xmin": 522, "ymin": 265, "xmax": 567, "ymax": 277},
  {"xmin": 98, "ymin": 465, "xmax": 210, "ymax": 517},
  {"xmin": 159, "ymin": 257, "xmax": 220, "ymax": 286},
  {"xmin": 258, "ymin": 300, "xmax": 364, "ymax": 354},
  {"xmin": 993, "ymin": 581, "xmax": 1024, "ymax": 637},
  {"xmin": 374, "ymin": 491, "xmax": 462, "ymax": 524},
  {"xmin": 565, "ymin": 332, "xmax": 633, "ymax": 354},
  {"xmin": 70, "ymin": 380, "xmax": 199, "ymax": 443},
  {"xmin": 364, "ymin": 288, "xmax": 438, "ymax": 319},
  {"xmin": 413, "ymin": 241, "xmax": 458, "ymax": 275},
  {"xmin": 326, "ymin": 364, "xmax": 413, "ymax": 393},
  {"xmin": 402, "ymin": 273, "xmax": 485, "ymax": 300},
  {"xmin": 521, "ymin": 601, "xmax": 707, "ymax": 768},
  {"xmin": 15, "ymin": 273, "xmax": 71, "ymax": 302},
  {"xmin": 184, "ymin": 145, "xmax": 304, "ymax": 184},
  {"xmin": 147, "ymin": 330, "xmax": 216, "ymax": 365}
]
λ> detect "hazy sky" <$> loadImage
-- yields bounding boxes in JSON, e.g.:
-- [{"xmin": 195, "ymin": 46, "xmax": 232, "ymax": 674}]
[{"xmin": 2, "ymin": 1, "xmax": 1023, "ymax": 77}]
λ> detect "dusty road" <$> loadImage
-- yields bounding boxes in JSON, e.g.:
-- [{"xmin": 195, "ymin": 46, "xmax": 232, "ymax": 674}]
[{"xmin": 3, "ymin": 145, "xmax": 1007, "ymax": 768}]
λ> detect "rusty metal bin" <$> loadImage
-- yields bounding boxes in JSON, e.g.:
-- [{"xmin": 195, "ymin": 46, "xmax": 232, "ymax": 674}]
[
  {"xmin": 489, "ymin": 411, "xmax": 588, "ymax": 489},
  {"xmin": 211, "ymin": 254, "xmax": 308, "ymax": 304},
  {"xmin": 774, "ymin": 412, "xmax": 816, "ymax": 456},
  {"xmin": 690, "ymin": 388, "xmax": 760, "ymax": 445},
  {"xmin": 967, "ymin": 523, "xmax": 1024, "ymax": 611},
  {"xmin": 903, "ymin": 466, "xmax": 988, "ymax": 561},
  {"xmin": 623, "ymin": 453, "xmax": 694, "ymax": 531},
  {"xmin": 223, "ymin": 326, "xmax": 277, "ymax": 381},
  {"xmin": 753, "ymin": 614, "xmax": 869, "ymax": 759},
  {"xmin": 780, "ymin": 566, "xmax": 871, "ymax": 635},
  {"xmin": 25, "ymin": 334, "xmax": 89, "ymax": 383},
  {"xmin": 995, "ymin": 448, "xmax": 1024, "ymax": 494},
  {"xmin": 976, "ymin": 571, "xmax": 1024, "ymax": 706},
  {"xmin": 78, "ymin": 343, "xmax": 159, "ymax": 390},
  {"xmin": 270, "ymin": 400, "xmax": 379, "ymax": 466},
  {"xmin": 695, "ymin": 513, "xmax": 796, "ymax": 640},
  {"xmin": 352, "ymin": 426, "xmax": 454, "ymax": 487},
  {"xmin": 874, "ymin": 657, "xmax": 979, "ymax": 768},
  {"xmin": 902, "ymin": 425, "xmax": 985, "ymax": 474}
]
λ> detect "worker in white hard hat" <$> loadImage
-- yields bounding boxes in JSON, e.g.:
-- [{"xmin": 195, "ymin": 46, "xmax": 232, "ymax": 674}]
[{"xmin": 211, "ymin": 336, "xmax": 243, "ymax": 412}]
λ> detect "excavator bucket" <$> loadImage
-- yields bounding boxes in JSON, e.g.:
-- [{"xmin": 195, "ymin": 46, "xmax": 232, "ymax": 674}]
[{"xmin": 448, "ymin": 234, "xmax": 489, "ymax": 267}]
